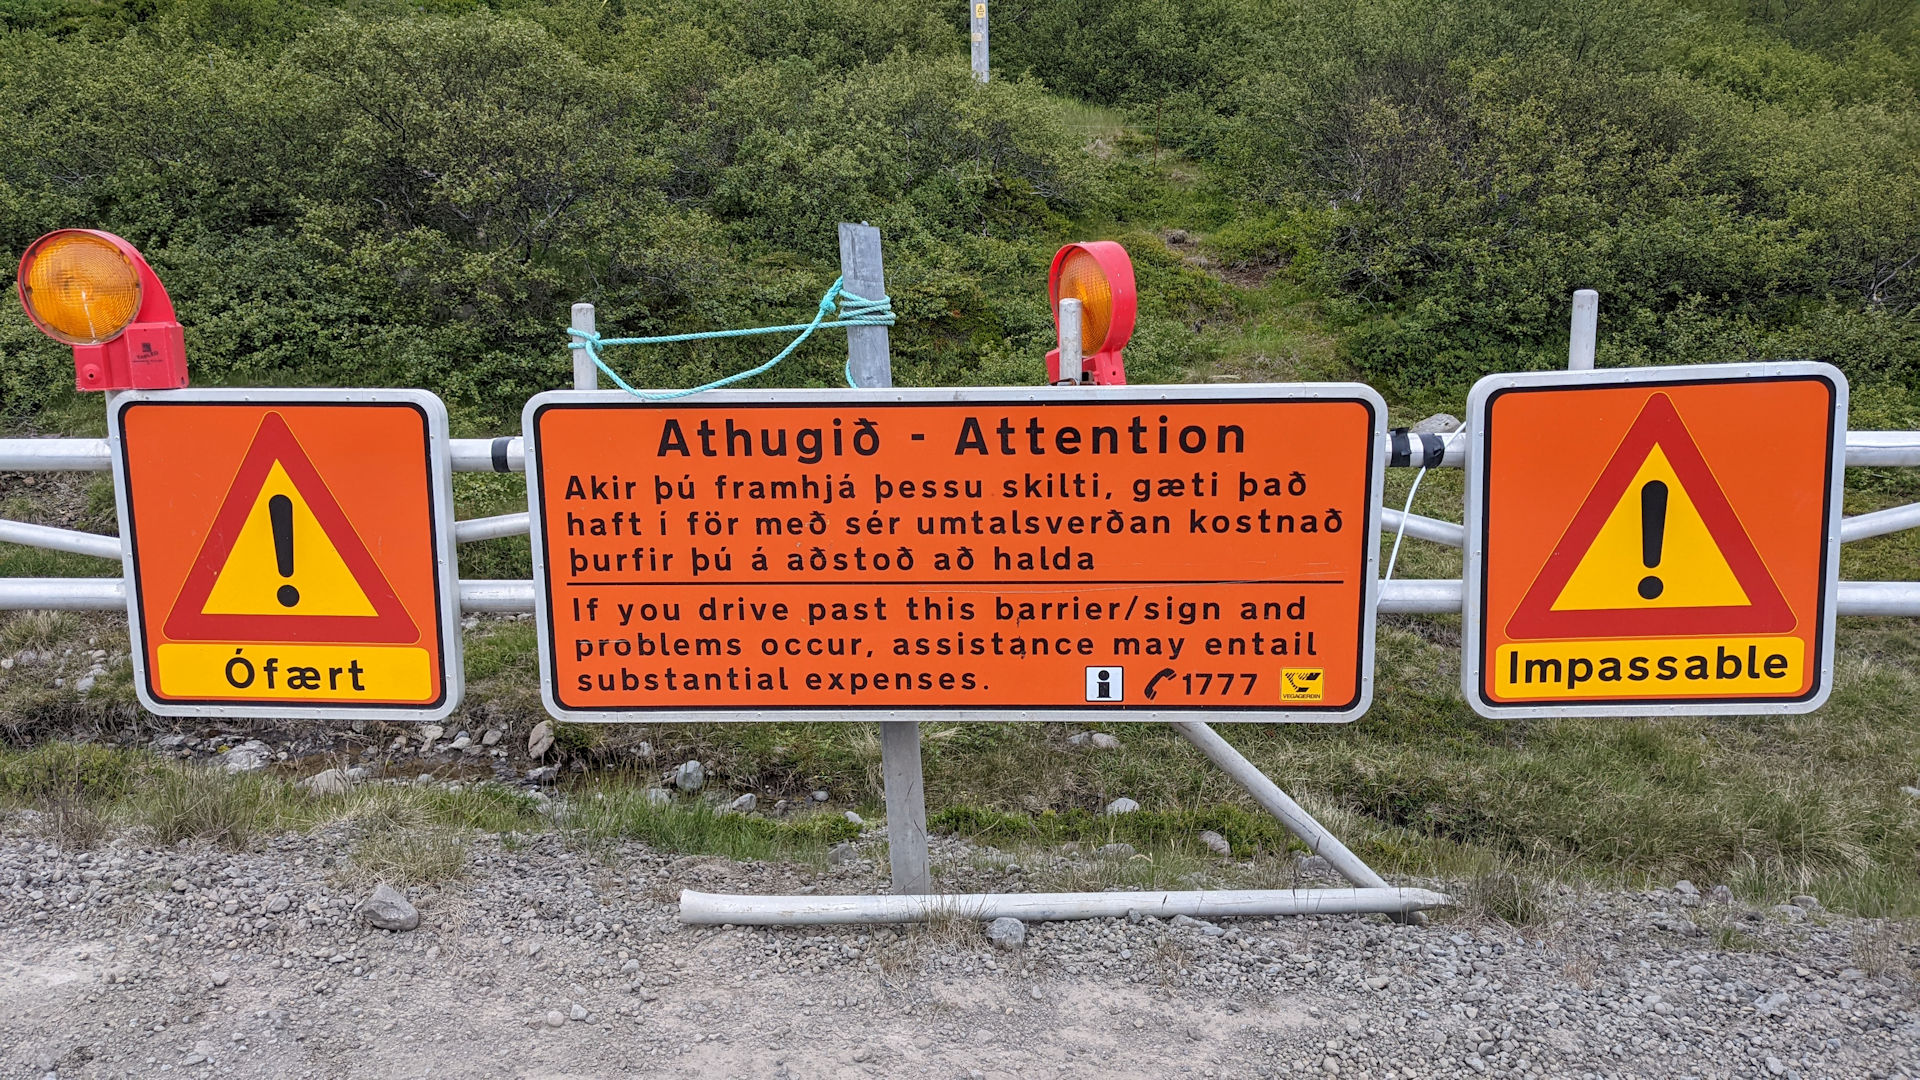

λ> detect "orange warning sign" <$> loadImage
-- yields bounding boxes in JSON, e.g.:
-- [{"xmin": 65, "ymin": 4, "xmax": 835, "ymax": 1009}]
[
  {"xmin": 110, "ymin": 391, "xmax": 460, "ymax": 718},
  {"xmin": 524, "ymin": 387, "xmax": 1386, "ymax": 722},
  {"xmin": 1465, "ymin": 364, "xmax": 1844, "ymax": 716}
]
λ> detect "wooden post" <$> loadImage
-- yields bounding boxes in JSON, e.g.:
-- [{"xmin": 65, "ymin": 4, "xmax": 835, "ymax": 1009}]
[
  {"xmin": 837, "ymin": 224, "xmax": 892, "ymax": 391},
  {"xmin": 837, "ymin": 222, "xmax": 930, "ymax": 894}
]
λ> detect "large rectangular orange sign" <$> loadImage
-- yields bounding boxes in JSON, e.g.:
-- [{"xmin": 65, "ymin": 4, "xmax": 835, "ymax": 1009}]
[
  {"xmin": 109, "ymin": 390, "xmax": 463, "ymax": 720},
  {"xmin": 1464, "ymin": 364, "xmax": 1845, "ymax": 718},
  {"xmin": 525, "ymin": 387, "xmax": 1385, "ymax": 721}
]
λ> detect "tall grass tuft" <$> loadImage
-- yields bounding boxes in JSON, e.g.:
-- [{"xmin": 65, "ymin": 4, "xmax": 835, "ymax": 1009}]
[{"xmin": 136, "ymin": 766, "xmax": 282, "ymax": 849}]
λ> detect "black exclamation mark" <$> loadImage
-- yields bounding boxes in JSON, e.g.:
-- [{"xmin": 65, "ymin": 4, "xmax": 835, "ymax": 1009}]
[
  {"xmin": 1638, "ymin": 481, "xmax": 1668, "ymax": 600},
  {"xmin": 269, "ymin": 494, "xmax": 299, "ymax": 608}
]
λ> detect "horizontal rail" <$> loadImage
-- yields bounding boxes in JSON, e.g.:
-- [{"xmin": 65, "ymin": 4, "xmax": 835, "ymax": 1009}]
[
  {"xmin": 2, "ymin": 500, "xmax": 1904, "ymax": 561},
  {"xmin": 0, "ymin": 577, "xmax": 123, "ymax": 609},
  {"xmin": 0, "ymin": 438, "xmax": 110, "ymax": 470},
  {"xmin": 1839, "ymin": 502, "xmax": 1920, "ymax": 543},
  {"xmin": 0, "ymin": 437, "xmax": 526, "ymax": 473},
  {"xmin": 1377, "ymin": 578, "xmax": 1465, "ymax": 613},
  {"xmin": 453, "ymin": 513, "xmax": 531, "ymax": 543},
  {"xmin": 8, "ymin": 577, "xmax": 1914, "ymax": 617},
  {"xmin": 1380, "ymin": 508, "xmax": 1465, "ymax": 547},
  {"xmin": 0, "ymin": 519, "xmax": 120, "ymax": 560},
  {"xmin": 7, "ymin": 431, "xmax": 1920, "ymax": 473},
  {"xmin": 458, "ymin": 579, "xmax": 537, "ymax": 612},
  {"xmin": 678, "ymin": 886, "xmax": 1453, "ymax": 926},
  {"xmin": 450, "ymin": 437, "xmax": 524, "ymax": 473}
]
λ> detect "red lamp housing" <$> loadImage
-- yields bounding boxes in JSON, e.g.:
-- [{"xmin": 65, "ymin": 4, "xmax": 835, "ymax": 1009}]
[
  {"xmin": 1046, "ymin": 241, "xmax": 1136, "ymax": 386},
  {"xmin": 16, "ymin": 229, "xmax": 188, "ymax": 392}
]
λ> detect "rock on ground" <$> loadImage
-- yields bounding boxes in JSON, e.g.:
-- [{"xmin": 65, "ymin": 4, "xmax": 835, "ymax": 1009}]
[
  {"xmin": 358, "ymin": 883, "xmax": 420, "ymax": 931},
  {"xmin": 673, "ymin": 760, "xmax": 705, "ymax": 793},
  {"xmin": 985, "ymin": 917, "xmax": 1026, "ymax": 950},
  {"xmin": 295, "ymin": 769, "xmax": 349, "ymax": 797},
  {"xmin": 219, "ymin": 740, "xmax": 273, "ymax": 773},
  {"xmin": 527, "ymin": 720, "xmax": 554, "ymax": 760}
]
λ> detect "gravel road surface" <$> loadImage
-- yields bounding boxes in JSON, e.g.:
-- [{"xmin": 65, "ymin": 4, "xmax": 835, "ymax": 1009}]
[{"xmin": 1, "ymin": 819, "xmax": 1915, "ymax": 1079}]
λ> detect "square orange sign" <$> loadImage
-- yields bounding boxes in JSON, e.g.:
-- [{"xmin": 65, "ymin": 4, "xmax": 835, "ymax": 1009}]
[
  {"xmin": 110, "ymin": 390, "xmax": 462, "ymax": 719},
  {"xmin": 1464, "ymin": 364, "xmax": 1845, "ymax": 717}
]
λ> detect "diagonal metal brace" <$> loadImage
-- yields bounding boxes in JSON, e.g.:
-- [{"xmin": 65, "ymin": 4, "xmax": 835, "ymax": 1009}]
[{"xmin": 1171, "ymin": 721, "xmax": 1433, "ymax": 922}]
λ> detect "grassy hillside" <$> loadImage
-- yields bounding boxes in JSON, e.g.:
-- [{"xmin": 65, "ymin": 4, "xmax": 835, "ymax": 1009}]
[{"xmin": 3, "ymin": 0, "xmax": 1919, "ymax": 426}]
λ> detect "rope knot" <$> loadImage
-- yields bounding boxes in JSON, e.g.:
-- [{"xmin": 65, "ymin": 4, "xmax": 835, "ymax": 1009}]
[{"xmin": 565, "ymin": 275, "xmax": 896, "ymax": 400}]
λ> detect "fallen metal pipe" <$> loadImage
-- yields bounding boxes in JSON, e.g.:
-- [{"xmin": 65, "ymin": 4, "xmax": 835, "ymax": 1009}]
[
  {"xmin": 0, "ymin": 519, "xmax": 121, "ymax": 560},
  {"xmin": 679, "ymin": 886, "xmax": 1452, "ymax": 926}
]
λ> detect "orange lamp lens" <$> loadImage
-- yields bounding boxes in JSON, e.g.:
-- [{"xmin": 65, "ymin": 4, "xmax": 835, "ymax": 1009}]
[
  {"xmin": 1056, "ymin": 248, "xmax": 1113, "ymax": 352},
  {"xmin": 20, "ymin": 232, "xmax": 143, "ymax": 345}
]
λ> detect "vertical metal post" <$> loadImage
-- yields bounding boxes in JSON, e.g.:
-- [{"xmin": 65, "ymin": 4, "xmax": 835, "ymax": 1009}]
[
  {"xmin": 970, "ymin": 1, "xmax": 989, "ymax": 83},
  {"xmin": 1057, "ymin": 298, "xmax": 1084, "ymax": 385},
  {"xmin": 570, "ymin": 302, "xmax": 598, "ymax": 391},
  {"xmin": 1568, "ymin": 289, "xmax": 1598, "ymax": 371},
  {"xmin": 879, "ymin": 720, "xmax": 931, "ymax": 895},
  {"xmin": 837, "ymin": 222, "xmax": 929, "ymax": 894}
]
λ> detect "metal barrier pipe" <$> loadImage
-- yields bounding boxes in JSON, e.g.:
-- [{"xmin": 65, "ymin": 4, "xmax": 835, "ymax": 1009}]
[
  {"xmin": 0, "ymin": 577, "xmax": 123, "ymax": 610},
  {"xmin": 0, "ymin": 439, "xmax": 111, "ymax": 470},
  {"xmin": 0, "ymin": 520, "xmax": 121, "ymax": 560},
  {"xmin": 678, "ymin": 886, "xmax": 1453, "ymax": 926},
  {"xmin": 1840, "ymin": 502, "xmax": 1920, "ymax": 543},
  {"xmin": 1842, "ymin": 432, "xmax": 1920, "ymax": 467},
  {"xmin": 8, "ymin": 432, "xmax": 1920, "ymax": 473},
  {"xmin": 458, "ymin": 579, "xmax": 537, "ymax": 612},
  {"xmin": 1379, "ymin": 508, "xmax": 1464, "ymax": 547},
  {"xmin": 1377, "ymin": 578, "xmax": 1465, "ymax": 614},
  {"xmin": 7, "ymin": 577, "xmax": 1917, "ymax": 618},
  {"xmin": 1382, "ymin": 503, "xmax": 1920, "ymax": 550},
  {"xmin": 450, "ymin": 437, "xmax": 524, "ymax": 473},
  {"xmin": 453, "ymin": 513, "xmax": 531, "ymax": 543},
  {"xmin": 1836, "ymin": 581, "xmax": 1920, "ymax": 617}
]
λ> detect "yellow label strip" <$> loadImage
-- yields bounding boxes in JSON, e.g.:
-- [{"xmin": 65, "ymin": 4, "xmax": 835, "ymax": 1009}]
[
  {"xmin": 156, "ymin": 644, "xmax": 435, "ymax": 702},
  {"xmin": 1492, "ymin": 637, "xmax": 1806, "ymax": 700}
]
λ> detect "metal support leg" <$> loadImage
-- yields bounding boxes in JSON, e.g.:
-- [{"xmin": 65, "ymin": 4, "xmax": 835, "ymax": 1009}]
[
  {"xmin": 1172, "ymin": 721, "xmax": 1427, "ymax": 922},
  {"xmin": 1170, "ymin": 721, "xmax": 1388, "ymax": 889},
  {"xmin": 880, "ymin": 721, "xmax": 931, "ymax": 894}
]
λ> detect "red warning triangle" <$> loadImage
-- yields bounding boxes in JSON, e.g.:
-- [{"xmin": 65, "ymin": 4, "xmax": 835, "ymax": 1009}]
[
  {"xmin": 1508, "ymin": 393, "xmax": 1794, "ymax": 640},
  {"xmin": 164, "ymin": 412, "xmax": 419, "ymax": 644}
]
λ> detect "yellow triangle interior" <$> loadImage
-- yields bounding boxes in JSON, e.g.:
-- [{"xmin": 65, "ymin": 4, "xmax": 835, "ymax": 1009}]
[
  {"xmin": 1550, "ymin": 445, "xmax": 1753, "ymax": 612},
  {"xmin": 201, "ymin": 461, "xmax": 379, "ymax": 617}
]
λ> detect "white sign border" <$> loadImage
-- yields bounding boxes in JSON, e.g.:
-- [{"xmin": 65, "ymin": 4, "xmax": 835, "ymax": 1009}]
[
  {"xmin": 109, "ymin": 388, "xmax": 464, "ymax": 722},
  {"xmin": 1462, "ymin": 361, "xmax": 1847, "ymax": 719},
  {"xmin": 523, "ymin": 383, "xmax": 1387, "ymax": 724}
]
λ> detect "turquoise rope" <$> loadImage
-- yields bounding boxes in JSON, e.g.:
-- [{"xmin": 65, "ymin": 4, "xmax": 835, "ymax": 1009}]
[{"xmin": 567, "ymin": 277, "xmax": 895, "ymax": 400}]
